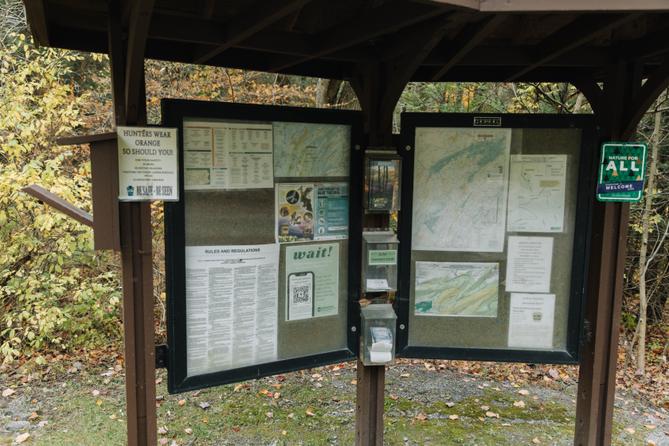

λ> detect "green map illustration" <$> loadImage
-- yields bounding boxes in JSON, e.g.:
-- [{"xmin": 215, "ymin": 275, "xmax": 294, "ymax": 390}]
[
  {"xmin": 273, "ymin": 122, "xmax": 350, "ymax": 177},
  {"xmin": 412, "ymin": 127, "xmax": 511, "ymax": 252},
  {"xmin": 414, "ymin": 262, "xmax": 499, "ymax": 317}
]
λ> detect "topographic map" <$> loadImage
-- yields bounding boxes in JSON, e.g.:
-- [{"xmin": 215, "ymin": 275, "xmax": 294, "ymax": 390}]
[
  {"xmin": 414, "ymin": 262, "xmax": 499, "ymax": 317},
  {"xmin": 273, "ymin": 122, "xmax": 350, "ymax": 177},
  {"xmin": 412, "ymin": 127, "xmax": 511, "ymax": 252},
  {"xmin": 507, "ymin": 155, "xmax": 567, "ymax": 233}
]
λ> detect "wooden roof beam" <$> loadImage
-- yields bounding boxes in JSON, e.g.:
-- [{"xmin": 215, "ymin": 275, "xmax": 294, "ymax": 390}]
[
  {"xmin": 266, "ymin": 1, "xmax": 450, "ymax": 73},
  {"xmin": 430, "ymin": 14, "xmax": 505, "ymax": 80},
  {"xmin": 124, "ymin": 0, "xmax": 155, "ymax": 123},
  {"xmin": 623, "ymin": 56, "xmax": 669, "ymax": 137},
  {"xmin": 506, "ymin": 13, "xmax": 641, "ymax": 82},
  {"xmin": 194, "ymin": 0, "xmax": 310, "ymax": 64},
  {"xmin": 429, "ymin": 0, "xmax": 669, "ymax": 11},
  {"xmin": 23, "ymin": 0, "xmax": 49, "ymax": 46}
]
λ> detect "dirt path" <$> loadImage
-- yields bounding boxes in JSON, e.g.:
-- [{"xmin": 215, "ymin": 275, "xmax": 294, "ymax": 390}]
[{"xmin": 1, "ymin": 361, "xmax": 667, "ymax": 445}]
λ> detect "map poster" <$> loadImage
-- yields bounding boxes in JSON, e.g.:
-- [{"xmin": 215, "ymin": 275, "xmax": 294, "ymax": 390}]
[
  {"xmin": 285, "ymin": 243, "xmax": 339, "ymax": 321},
  {"xmin": 507, "ymin": 155, "xmax": 567, "ymax": 233},
  {"xmin": 505, "ymin": 236, "xmax": 553, "ymax": 293},
  {"xmin": 412, "ymin": 127, "xmax": 511, "ymax": 252},
  {"xmin": 273, "ymin": 122, "xmax": 350, "ymax": 178},
  {"xmin": 277, "ymin": 183, "xmax": 349, "ymax": 243},
  {"xmin": 507, "ymin": 293, "xmax": 555, "ymax": 348},
  {"xmin": 414, "ymin": 261, "xmax": 499, "ymax": 317},
  {"xmin": 183, "ymin": 120, "xmax": 273, "ymax": 190}
]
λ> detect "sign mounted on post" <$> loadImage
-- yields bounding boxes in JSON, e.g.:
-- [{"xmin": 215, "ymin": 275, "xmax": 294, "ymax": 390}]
[
  {"xmin": 117, "ymin": 126, "xmax": 179, "ymax": 201},
  {"xmin": 596, "ymin": 142, "xmax": 647, "ymax": 202}
]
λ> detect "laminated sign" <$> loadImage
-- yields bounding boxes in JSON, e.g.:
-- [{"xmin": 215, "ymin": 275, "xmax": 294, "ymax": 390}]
[
  {"xmin": 596, "ymin": 142, "xmax": 647, "ymax": 202},
  {"xmin": 117, "ymin": 126, "xmax": 179, "ymax": 201}
]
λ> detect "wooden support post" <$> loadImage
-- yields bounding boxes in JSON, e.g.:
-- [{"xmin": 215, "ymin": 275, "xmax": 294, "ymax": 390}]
[
  {"xmin": 351, "ymin": 20, "xmax": 452, "ymax": 443},
  {"xmin": 108, "ymin": 1, "xmax": 157, "ymax": 445},
  {"xmin": 574, "ymin": 60, "xmax": 664, "ymax": 445}
]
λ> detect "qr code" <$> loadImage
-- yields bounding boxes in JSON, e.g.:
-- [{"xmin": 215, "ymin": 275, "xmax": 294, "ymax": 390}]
[{"xmin": 293, "ymin": 285, "xmax": 310, "ymax": 303}]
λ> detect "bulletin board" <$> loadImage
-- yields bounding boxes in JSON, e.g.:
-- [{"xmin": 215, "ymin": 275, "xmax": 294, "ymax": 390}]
[
  {"xmin": 396, "ymin": 113, "xmax": 596, "ymax": 364},
  {"xmin": 162, "ymin": 99, "xmax": 363, "ymax": 393}
]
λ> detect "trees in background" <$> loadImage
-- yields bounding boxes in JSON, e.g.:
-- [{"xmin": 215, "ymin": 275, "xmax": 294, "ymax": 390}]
[{"xmin": 0, "ymin": 5, "xmax": 666, "ymax": 374}]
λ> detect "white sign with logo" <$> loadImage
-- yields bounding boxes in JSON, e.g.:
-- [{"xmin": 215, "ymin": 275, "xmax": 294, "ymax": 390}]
[{"xmin": 117, "ymin": 126, "xmax": 179, "ymax": 201}]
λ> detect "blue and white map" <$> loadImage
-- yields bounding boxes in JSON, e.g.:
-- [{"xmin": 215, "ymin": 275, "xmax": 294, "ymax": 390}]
[
  {"xmin": 414, "ymin": 261, "xmax": 499, "ymax": 317},
  {"xmin": 273, "ymin": 122, "xmax": 350, "ymax": 178},
  {"xmin": 412, "ymin": 127, "xmax": 511, "ymax": 252}
]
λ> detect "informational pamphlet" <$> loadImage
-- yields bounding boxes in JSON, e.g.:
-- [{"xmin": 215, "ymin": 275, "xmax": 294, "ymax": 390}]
[
  {"xmin": 117, "ymin": 126, "xmax": 178, "ymax": 201},
  {"xmin": 276, "ymin": 183, "xmax": 348, "ymax": 243},
  {"xmin": 285, "ymin": 243, "xmax": 339, "ymax": 321},
  {"xmin": 507, "ymin": 155, "xmax": 567, "ymax": 232},
  {"xmin": 273, "ymin": 122, "xmax": 350, "ymax": 178},
  {"xmin": 414, "ymin": 261, "xmax": 499, "ymax": 317},
  {"xmin": 508, "ymin": 293, "xmax": 556, "ymax": 348},
  {"xmin": 412, "ymin": 127, "xmax": 511, "ymax": 252},
  {"xmin": 505, "ymin": 236, "xmax": 553, "ymax": 293},
  {"xmin": 183, "ymin": 120, "xmax": 273, "ymax": 190},
  {"xmin": 185, "ymin": 244, "xmax": 279, "ymax": 376}
]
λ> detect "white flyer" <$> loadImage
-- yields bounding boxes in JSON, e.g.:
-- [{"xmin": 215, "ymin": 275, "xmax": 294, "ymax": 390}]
[
  {"xmin": 117, "ymin": 126, "xmax": 178, "ymax": 201},
  {"xmin": 183, "ymin": 120, "xmax": 273, "ymax": 190},
  {"xmin": 412, "ymin": 127, "xmax": 511, "ymax": 252},
  {"xmin": 508, "ymin": 293, "xmax": 556, "ymax": 348},
  {"xmin": 185, "ymin": 244, "xmax": 279, "ymax": 376},
  {"xmin": 505, "ymin": 236, "xmax": 553, "ymax": 293},
  {"xmin": 507, "ymin": 155, "xmax": 567, "ymax": 232}
]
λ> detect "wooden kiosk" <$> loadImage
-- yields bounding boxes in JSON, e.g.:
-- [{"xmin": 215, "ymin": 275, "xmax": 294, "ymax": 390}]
[{"xmin": 23, "ymin": 1, "xmax": 669, "ymax": 444}]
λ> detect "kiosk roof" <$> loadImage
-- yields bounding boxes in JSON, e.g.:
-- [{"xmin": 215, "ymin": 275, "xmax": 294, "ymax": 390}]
[{"xmin": 24, "ymin": 0, "xmax": 669, "ymax": 82}]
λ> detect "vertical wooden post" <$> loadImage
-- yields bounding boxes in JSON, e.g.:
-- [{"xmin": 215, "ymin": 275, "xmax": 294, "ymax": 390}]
[
  {"xmin": 350, "ymin": 20, "xmax": 453, "ymax": 443},
  {"xmin": 351, "ymin": 63, "xmax": 393, "ymax": 446},
  {"xmin": 574, "ymin": 63, "xmax": 637, "ymax": 446},
  {"xmin": 108, "ymin": 2, "xmax": 157, "ymax": 445}
]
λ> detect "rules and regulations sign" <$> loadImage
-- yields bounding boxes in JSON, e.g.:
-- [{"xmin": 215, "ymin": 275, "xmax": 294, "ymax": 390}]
[
  {"xmin": 597, "ymin": 142, "xmax": 647, "ymax": 202},
  {"xmin": 117, "ymin": 126, "xmax": 179, "ymax": 201}
]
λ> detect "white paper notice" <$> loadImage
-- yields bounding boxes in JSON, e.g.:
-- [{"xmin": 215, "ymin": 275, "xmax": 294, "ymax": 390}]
[
  {"xmin": 185, "ymin": 244, "xmax": 279, "ymax": 377},
  {"xmin": 117, "ymin": 126, "xmax": 178, "ymax": 201},
  {"xmin": 183, "ymin": 120, "xmax": 273, "ymax": 190},
  {"xmin": 508, "ymin": 293, "xmax": 556, "ymax": 348},
  {"xmin": 505, "ymin": 236, "xmax": 553, "ymax": 293},
  {"xmin": 507, "ymin": 155, "xmax": 567, "ymax": 232}
]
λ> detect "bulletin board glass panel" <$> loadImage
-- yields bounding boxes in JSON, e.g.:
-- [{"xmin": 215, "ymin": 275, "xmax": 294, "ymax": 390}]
[
  {"xmin": 163, "ymin": 100, "xmax": 363, "ymax": 393},
  {"xmin": 396, "ymin": 113, "xmax": 596, "ymax": 364}
]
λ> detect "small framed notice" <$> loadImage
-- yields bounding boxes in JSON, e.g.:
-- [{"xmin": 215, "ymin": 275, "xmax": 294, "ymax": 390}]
[{"xmin": 117, "ymin": 126, "xmax": 179, "ymax": 201}]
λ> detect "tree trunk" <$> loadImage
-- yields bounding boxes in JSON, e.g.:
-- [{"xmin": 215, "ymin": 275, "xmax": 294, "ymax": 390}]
[{"xmin": 636, "ymin": 109, "xmax": 662, "ymax": 375}]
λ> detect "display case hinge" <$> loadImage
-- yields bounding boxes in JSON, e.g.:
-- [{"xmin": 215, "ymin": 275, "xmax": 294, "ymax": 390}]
[{"xmin": 155, "ymin": 344, "xmax": 168, "ymax": 369}]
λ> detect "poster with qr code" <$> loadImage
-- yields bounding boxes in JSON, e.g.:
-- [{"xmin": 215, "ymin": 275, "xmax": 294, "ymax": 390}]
[{"xmin": 285, "ymin": 243, "xmax": 339, "ymax": 321}]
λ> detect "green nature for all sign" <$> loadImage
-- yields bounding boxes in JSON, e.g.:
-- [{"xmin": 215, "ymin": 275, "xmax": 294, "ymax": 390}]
[{"xmin": 597, "ymin": 142, "xmax": 648, "ymax": 202}]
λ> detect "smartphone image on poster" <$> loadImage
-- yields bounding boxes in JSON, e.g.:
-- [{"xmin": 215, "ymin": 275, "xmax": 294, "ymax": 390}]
[{"xmin": 287, "ymin": 271, "xmax": 314, "ymax": 321}]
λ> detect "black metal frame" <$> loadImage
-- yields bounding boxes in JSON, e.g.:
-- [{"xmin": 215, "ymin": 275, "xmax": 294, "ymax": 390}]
[
  {"xmin": 162, "ymin": 99, "xmax": 364, "ymax": 393},
  {"xmin": 396, "ymin": 113, "xmax": 597, "ymax": 364}
]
